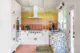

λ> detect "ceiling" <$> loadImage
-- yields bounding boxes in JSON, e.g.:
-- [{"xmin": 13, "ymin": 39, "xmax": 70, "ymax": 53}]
[{"xmin": 16, "ymin": 0, "xmax": 61, "ymax": 9}]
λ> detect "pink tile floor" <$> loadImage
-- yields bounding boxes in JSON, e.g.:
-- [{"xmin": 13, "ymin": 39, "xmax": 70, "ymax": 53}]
[{"xmin": 14, "ymin": 44, "xmax": 53, "ymax": 53}]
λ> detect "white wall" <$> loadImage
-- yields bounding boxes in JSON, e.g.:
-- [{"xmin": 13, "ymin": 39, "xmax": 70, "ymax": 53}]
[
  {"xmin": 59, "ymin": 0, "xmax": 80, "ymax": 53},
  {"xmin": 74, "ymin": 1, "xmax": 80, "ymax": 53}
]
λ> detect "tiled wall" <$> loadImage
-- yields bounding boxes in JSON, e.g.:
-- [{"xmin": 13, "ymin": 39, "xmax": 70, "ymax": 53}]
[
  {"xmin": 50, "ymin": 32, "xmax": 69, "ymax": 53},
  {"xmin": 21, "ymin": 10, "xmax": 58, "ymax": 30},
  {"xmin": 21, "ymin": 18, "xmax": 58, "ymax": 30},
  {"xmin": 21, "ymin": 10, "xmax": 58, "ymax": 18}
]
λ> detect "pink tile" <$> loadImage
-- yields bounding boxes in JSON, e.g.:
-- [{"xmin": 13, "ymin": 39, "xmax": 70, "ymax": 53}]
[{"xmin": 15, "ymin": 45, "xmax": 36, "ymax": 53}]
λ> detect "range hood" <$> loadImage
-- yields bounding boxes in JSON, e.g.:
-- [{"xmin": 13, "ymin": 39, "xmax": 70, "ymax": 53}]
[{"xmin": 33, "ymin": 6, "xmax": 39, "ymax": 18}]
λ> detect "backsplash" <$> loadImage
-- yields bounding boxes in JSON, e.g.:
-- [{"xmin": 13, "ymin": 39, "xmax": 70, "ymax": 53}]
[{"xmin": 21, "ymin": 18, "xmax": 58, "ymax": 30}]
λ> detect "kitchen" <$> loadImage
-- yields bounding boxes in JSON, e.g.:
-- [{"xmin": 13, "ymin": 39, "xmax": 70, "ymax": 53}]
[{"xmin": 12, "ymin": 0, "xmax": 69, "ymax": 53}]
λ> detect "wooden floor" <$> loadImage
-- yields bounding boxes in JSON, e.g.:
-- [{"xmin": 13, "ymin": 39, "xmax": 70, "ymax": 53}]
[{"xmin": 14, "ymin": 45, "xmax": 53, "ymax": 53}]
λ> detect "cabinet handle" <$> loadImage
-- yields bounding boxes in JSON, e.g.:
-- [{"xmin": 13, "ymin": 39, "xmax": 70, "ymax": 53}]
[{"xmin": 34, "ymin": 38, "xmax": 37, "ymax": 40}]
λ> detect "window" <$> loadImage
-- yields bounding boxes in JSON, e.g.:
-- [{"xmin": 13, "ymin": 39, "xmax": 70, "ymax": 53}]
[{"xmin": 58, "ymin": 9, "xmax": 67, "ymax": 31}]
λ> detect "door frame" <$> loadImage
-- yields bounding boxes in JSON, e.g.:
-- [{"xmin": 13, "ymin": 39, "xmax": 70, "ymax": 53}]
[{"xmin": 69, "ymin": 5, "xmax": 74, "ymax": 53}]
